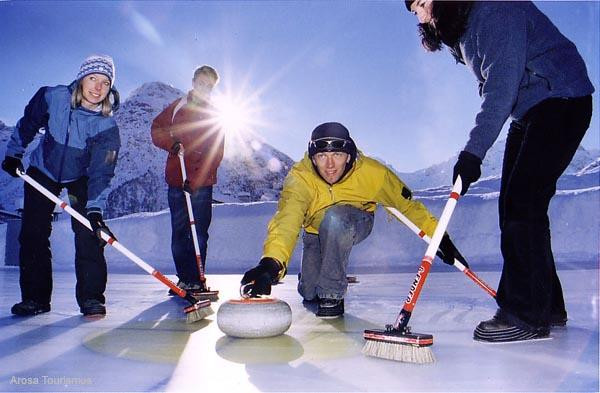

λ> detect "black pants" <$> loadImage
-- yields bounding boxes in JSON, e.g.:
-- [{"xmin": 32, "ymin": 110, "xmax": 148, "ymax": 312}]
[
  {"xmin": 19, "ymin": 167, "xmax": 107, "ymax": 308},
  {"xmin": 496, "ymin": 96, "xmax": 592, "ymax": 329}
]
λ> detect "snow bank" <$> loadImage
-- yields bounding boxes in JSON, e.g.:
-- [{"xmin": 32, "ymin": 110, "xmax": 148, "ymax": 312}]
[{"xmin": 3, "ymin": 187, "xmax": 595, "ymax": 275}]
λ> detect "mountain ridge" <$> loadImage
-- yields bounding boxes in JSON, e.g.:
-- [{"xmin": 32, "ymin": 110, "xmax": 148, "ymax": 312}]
[{"xmin": 0, "ymin": 82, "xmax": 598, "ymax": 216}]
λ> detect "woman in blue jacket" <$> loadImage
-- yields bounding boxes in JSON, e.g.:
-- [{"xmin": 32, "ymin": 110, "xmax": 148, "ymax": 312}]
[
  {"xmin": 406, "ymin": 1, "xmax": 594, "ymax": 342},
  {"xmin": 2, "ymin": 54, "xmax": 121, "ymax": 317}
]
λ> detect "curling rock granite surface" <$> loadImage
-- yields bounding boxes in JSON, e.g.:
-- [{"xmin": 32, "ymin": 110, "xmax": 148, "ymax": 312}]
[{"xmin": 217, "ymin": 298, "xmax": 292, "ymax": 338}]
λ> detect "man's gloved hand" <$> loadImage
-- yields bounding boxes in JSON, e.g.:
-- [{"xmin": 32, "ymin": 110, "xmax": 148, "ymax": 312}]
[
  {"xmin": 241, "ymin": 257, "xmax": 282, "ymax": 297},
  {"xmin": 436, "ymin": 234, "xmax": 469, "ymax": 268},
  {"xmin": 2, "ymin": 156, "xmax": 24, "ymax": 178},
  {"xmin": 171, "ymin": 141, "xmax": 183, "ymax": 155},
  {"xmin": 183, "ymin": 179, "xmax": 193, "ymax": 194},
  {"xmin": 87, "ymin": 210, "xmax": 116, "ymax": 247},
  {"xmin": 452, "ymin": 150, "xmax": 482, "ymax": 195}
]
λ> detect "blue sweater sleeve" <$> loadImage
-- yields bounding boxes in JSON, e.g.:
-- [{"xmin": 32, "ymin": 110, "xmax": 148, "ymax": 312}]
[
  {"xmin": 463, "ymin": 6, "xmax": 528, "ymax": 160},
  {"xmin": 6, "ymin": 87, "xmax": 50, "ymax": 158}
]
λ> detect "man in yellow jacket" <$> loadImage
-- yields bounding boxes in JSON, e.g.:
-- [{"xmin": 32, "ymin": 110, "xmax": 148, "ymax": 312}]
[{"xmin": 242, "ymin": 122, "xmax": 467, "ymax": 318}]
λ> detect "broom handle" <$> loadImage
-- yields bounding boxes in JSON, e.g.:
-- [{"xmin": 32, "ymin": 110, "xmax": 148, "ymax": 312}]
[
  {"xmin": 384, "ymin": 206, "xmax": 496, "ymax": 298},
  {"xmin": 393, "ymin": 177, "xmax": 462, "ymax": 331},
  {"xmin": 177, "ymin": 147, "xmax": 207, "ymax": 283},
  {"xmin": 17, "ymin": 170, "xmax": 188, "ymax": 299}
]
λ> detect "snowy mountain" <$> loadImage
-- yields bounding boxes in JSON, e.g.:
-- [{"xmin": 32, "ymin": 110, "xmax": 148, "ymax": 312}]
[
  {"xmin": 107, "ymin": 81, "xmax": 294, "ymax": 217},
  {"xmin": 0, "ymin": 85, "xmax": 597, "ymax": 219},
  {"xmin": 0, "ymin": 123, "xmax": 24, "ymax": 213},
  {"xmin": 396, "ymin": 141, "xmax": 597, "ymax": 191},
  {"xmin": 0, "ymin": 82, "xmax": 294, "ymax": 217}
]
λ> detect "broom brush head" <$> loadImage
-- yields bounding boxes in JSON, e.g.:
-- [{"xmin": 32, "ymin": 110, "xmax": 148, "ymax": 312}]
[
  {"xmin": 184, "ymin": 296, "xmax": 213, "ymax": 323},
  {"xmin": 190, "ymin": 288, "xmax": 220, "ymax": 302},
  {"xmin": 362, "ymin": 324, "xmax": 435, "ymax": 364}
]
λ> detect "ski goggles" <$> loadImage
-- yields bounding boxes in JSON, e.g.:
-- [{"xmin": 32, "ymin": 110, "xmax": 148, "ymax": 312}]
[{"xmin": 309, "ymin": 137, "xmax": 351, "ymax": 151}]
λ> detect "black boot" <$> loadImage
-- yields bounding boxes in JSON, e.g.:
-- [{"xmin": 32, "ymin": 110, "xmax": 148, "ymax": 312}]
[
  {"xmin": 316, "ymin": 298, "xmax": 344, "ymax": 318},
  {"xmin": 550, "ymin": 313, "xmax": 568, "ymax": 328},
  {"xmin": 11, "ymin": 300, "xmax": 51, "ymax": 316},
  {"xmin": 474, "ymin": 310, "xmax": 549, "ymax": 342},
  {"xmin": 80, "ymin": 299, "xmax": 106, "ymax": 316}
]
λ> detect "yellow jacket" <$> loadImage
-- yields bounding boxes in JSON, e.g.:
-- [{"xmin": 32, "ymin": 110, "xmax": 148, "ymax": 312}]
[{"xmin": 263, "ymin": 152, "xmax": 439, "ymax": 277}]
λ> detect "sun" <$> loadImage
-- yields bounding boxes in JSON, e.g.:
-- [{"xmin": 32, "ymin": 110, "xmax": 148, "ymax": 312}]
[
  {"xmin": 212, "ymin": 93, "xmax": 253, "ymax": 135},
  {"xmin": 211, "ymin": 87, "xmax": 267, "ymax": 158}
]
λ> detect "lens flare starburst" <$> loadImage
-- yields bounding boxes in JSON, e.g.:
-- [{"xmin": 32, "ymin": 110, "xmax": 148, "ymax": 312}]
[{"xmin": 212, "ymin": 88, "xmax": 267, "ymax": 159}]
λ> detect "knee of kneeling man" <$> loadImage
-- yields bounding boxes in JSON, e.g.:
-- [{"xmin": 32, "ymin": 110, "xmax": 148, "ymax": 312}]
[{"xmin": 320, "ymin": 207, "xmax": 351, "ymax": 232}]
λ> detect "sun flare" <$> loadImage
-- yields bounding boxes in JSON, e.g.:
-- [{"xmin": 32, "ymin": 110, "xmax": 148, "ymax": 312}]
[
  {"xmin": 213, "ymin": 94, "xmax": 252, "ymax": 135},
  {"xmin": 211, "ymin": 88, "xmax": 267, "ymax": 158}
]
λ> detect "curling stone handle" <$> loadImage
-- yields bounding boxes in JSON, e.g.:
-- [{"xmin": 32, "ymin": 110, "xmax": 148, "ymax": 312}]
[{"xmin": 240, "ymin": 282, "xmax": 253, "ymax": 298}]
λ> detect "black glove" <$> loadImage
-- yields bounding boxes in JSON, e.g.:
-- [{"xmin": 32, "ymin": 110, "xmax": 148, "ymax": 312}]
[
  {"xmin": 87, "ymin": 211, "xmax": 116, "ymax": 247},
  {"xmin": 2, "ymin": 156, "xmax": 24, "ymax": 178},
  {"xmin": 241, "ymin": 257, "xmax": 282, "ymax": 297},
  {"xmin": 436, "ymin": 234, "xmax": 469, "ymax": 268},
  {"xmin": 452, "ymin": 150, "xmax": 482, "ymax": 195},
  {"xmin": 183, "ymin": 179, "xmax": 193, "ymax": 194},
  {"xmin": 171, "ymin": 141, "xmax": 183, "ymax": 155}
]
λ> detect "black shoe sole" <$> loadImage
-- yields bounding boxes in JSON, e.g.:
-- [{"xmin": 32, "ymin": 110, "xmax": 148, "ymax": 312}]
[
  {"xmin": 474, "ymin": 326, "xmax": 549, "ymax": 343},
  {"xmin": 11, "ymin": 307, "xmax": 50, "ymax": 316},
  {"xmin": 316, "ymin": 314, "xmax": 344, "ymax": 319},
  {"xmin": 81, "ymin": 306, "xmax": 106, "ymax": 316},
  {"xmin": 316, "ymin": 308, "xmax": 344, "ymax": 319},
  {"xmin": 82, "ymin": 311, "xmax": 106, "ymax": 316}
]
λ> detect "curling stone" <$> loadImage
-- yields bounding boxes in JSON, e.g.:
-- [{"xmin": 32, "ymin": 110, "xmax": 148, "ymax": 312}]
[{"xmin": 217, "ymin": 298, "xmax": 292, "ymax": 338}]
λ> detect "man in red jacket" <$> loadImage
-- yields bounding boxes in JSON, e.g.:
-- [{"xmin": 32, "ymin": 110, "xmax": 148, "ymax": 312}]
[{"xmin": 151, "ymin": 65, "xmax": 224, "ymax": 295}]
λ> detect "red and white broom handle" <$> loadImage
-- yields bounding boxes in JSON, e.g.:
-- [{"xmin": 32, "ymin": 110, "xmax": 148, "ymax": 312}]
[
  {"xmin": 393, "ymin": 177, "xmax": 463, "ymax": 330},
  {"xmin": 17, "ymin": 170, "xmax": 188, "ymax": 299},
  {"xmin": 384, "ymin": 206, "xmax": 496, "ymax": 298},
  {"xmin": 177, "ymin": 147, "xmax": 207, "ymax": 283}
]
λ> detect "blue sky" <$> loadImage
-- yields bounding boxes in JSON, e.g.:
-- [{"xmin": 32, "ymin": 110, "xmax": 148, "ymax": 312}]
[{"xmin": 0, "ymin": 0, "xmax": 598, "ymax": 172}]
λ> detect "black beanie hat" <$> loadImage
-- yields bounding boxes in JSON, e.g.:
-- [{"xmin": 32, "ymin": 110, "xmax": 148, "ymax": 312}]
[
  {"xmin": 308, "ymin": 122, "xmax": 358, "ymax": 183},
  {"xmin": 308, "ymin": 122, "xmax": 357, "ymax": 158}
]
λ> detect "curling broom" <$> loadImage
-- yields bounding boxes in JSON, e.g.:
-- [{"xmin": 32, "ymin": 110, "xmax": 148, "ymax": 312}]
[
  {"xmin": 362, "ymin": 176, "xmax": 463, "ymax": 363},
  {"xmin": 17, "ymin": 169, "xmax": 212, "ymax": 323},
  {"xmin": 177, "ymin": 146, "xmax": 219, "ymax": 301},
  {"xmin": 384, "ymin": 206, "xmax": 496, "ymax": 298}
]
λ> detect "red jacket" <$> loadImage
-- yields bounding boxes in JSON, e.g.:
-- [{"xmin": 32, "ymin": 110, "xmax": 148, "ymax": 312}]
[{"xmin": 151, "ymin": 93, "xmax": 224, "ymax": 191}]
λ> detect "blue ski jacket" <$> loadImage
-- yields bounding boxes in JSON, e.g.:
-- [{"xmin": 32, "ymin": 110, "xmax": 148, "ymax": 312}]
[
  {"xmin": 458, "ymin": 1, "xmax": 595, "ymax": 160},
  {"xmin": 5, "ymin": 81, "xmax": 121, "ymax": 213}
]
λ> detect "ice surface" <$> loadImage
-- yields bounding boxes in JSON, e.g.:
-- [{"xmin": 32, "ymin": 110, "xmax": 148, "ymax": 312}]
[{"xmin": 0, "ymin": 268, "xmax": 597, "ymax": 392}]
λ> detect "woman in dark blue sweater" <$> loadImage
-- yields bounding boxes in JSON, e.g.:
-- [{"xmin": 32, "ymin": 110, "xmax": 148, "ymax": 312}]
[{"xmin": 406, "ymin": 1, "xmax": 594, "ymax": 342}]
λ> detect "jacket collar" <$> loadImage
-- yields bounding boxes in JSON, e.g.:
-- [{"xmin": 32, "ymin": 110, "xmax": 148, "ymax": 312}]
[{"xmin": 186, "ymin": 90, "xmax": 211, "ymax": 107}]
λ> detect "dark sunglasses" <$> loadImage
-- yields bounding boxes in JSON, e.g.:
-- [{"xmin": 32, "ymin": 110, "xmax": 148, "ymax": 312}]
[{"xmin": 309, "ymin": 138, "xmax": 350, "ymax": 150}]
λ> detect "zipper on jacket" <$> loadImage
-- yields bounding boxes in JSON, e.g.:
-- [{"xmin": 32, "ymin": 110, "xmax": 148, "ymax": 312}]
[{"xmin": 328, "ymin": 186, "xmax": 334, "ymax": 202}]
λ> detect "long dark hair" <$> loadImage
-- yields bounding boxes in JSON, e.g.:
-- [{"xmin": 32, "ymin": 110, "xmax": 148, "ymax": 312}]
[{"xmin": 417, "ymin": 1, "xmax": 473, "ymax": 54}]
